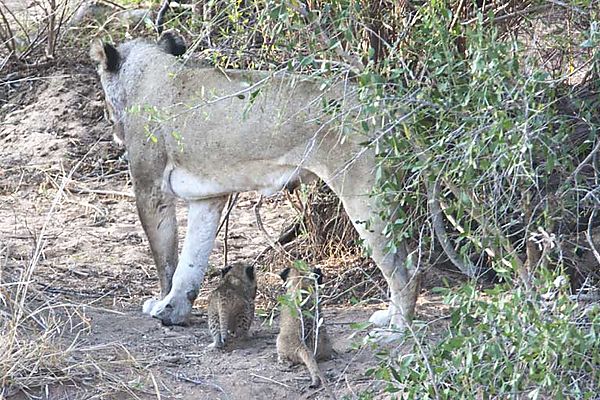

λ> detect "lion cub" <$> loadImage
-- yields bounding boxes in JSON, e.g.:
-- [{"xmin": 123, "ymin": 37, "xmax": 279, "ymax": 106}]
[
  {"xmin": 277, "ymin": 265, "xmax": 333, "ymax": 389},
  {"xmin": 207, "ymin": 263, "xmax": 257, "ymax": 350}
]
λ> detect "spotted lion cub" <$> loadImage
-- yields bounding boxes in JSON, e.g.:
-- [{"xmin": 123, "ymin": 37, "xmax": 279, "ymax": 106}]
[
  {"xmin": 277, "ymin": 265, "xmax": 333, "ymax": 389},
  {"xmin": 207, "ymin": 263, "xmax": 257, "ymax": 350}
]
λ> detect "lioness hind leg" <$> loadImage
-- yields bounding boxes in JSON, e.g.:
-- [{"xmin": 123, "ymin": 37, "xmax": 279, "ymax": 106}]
[
  {"xmin": 322, "ymin": 157, "xmax": 421, "ymax": 336},
  {"xmin": 147, "ymin": 198, "xmax": 228, "ymax": 326}
]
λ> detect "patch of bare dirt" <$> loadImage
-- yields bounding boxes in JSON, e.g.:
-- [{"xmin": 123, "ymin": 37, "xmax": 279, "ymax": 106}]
[{"xmin": 0, "ymin": 59, "xmax": 453, "ymax": 399}]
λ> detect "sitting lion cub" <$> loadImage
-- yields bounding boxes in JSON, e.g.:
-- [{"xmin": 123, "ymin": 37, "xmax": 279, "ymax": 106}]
[
  {"xmin": 207, "ymin": 263, "xmax": 257, "ymax": 350},
  {"xmin": 277, "ymin": 265, "xmax": 333, "ymax": 389}
]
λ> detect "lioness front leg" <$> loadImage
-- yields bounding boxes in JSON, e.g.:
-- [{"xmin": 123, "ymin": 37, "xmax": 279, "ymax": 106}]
[
  {"xmin": 146, "ymin": 198, "xmax": 227, "ymax": 326},
  {"xmin": 135, "ymin": 185, "xmax": 178, "ymax": 299}
]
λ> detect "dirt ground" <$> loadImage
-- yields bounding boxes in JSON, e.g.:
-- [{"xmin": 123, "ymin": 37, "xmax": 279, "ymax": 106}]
[{"xmin": 0, "ymin": 51, "xmax": 456, "ymax": 400}]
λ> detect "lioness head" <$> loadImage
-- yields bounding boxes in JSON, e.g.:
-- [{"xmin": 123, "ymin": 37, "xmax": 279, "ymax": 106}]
[
  {"xmin": 90, "ymin": 30, "xmax": 186, "ymax": 73},
  {"xmin": 89, "ymin": 31, "xmax": 187, "ymax": 144}
]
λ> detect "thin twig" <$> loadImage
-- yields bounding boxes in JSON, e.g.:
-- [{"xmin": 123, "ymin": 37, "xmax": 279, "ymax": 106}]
[
  {"xmin": 253, "ymin": 195, "xmax": 293, "ymax": 264},
  {"xmin": 0, "ymin": 4, "xmax": 17, "ymax": 57},
  {"xmin": 250, "ymin": 373, "xmax": 293, "ymax": 389},
  {"xmin": 220, "ymin": 193, "xmax": 240, "ymax": 267},
  {"xmin": 561, "ymin": 138, "xmax": 600, "ymax": 193},
  {"xmin": 292, "ymin": 1, "xmax": 364, "ymax": 75},
  {"xmin": 165, "ymin": 371, "xmax": 230, "ymax": 399},
  {"xmin": 67, "ymin": 186, "xmax": 134, "ymax": 198}
]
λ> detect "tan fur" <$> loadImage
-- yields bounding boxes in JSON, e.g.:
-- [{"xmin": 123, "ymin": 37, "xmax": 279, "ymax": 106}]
[
  {"xmin": 277, "ymin": 267, "xmax": 333, "ymax": 391},
  {"xmin": 207, "ymin": 264, "xmax": 257, "ymax": 349},
  {"xmin": 90, "ymin": 32, "xmax": 420, "ymax": 335}
]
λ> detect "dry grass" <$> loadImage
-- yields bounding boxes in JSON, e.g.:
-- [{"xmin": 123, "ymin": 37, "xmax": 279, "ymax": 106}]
[{"xmin": 0, "ymin": 145, "xmax": 158, "ymax": 399}]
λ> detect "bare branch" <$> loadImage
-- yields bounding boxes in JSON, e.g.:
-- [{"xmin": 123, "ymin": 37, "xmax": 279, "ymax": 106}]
[{"xmin": 427, "ymin": 176, "xmax": 477, "ymax": 277}]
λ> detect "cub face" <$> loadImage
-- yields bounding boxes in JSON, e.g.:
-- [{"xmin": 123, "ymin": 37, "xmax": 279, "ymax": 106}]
[
  {"xmin": 219, "ymin": 263, "xmax": 257, "ymax": 299},
  {"xmin": 279, "ymin": 266, "xmax": 323, "ymax": 294}
]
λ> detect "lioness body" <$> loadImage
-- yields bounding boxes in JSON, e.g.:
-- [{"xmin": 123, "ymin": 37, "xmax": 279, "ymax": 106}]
[
  {"xmin": 107, "ymin": 40, "xmax": 353, "ymax": 200},
  {"xmin": 207, "ymin": 263, "xmax": 256, "ymax": 349},
  {"xmin": 277, "ymin": 266, "xmax": 332, "ymax": 388},
  {"xmin": 91, "ymin": 32, "xmax": 420, "ymax": 335}
]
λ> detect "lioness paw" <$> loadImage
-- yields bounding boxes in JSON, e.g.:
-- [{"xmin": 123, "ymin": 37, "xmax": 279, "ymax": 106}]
[
  {"xmin": 368, "ymin": 308, "xmax": 391, "ymax": 327},
  {"xmin": 142, "ymin": 298, "xmax": 159, "ymax": 315},
  {"xmin": 143, "ymin": 294, "xmax": 192, "ymax": 326},
  {"xmin": 366, "ymin": 328, "xmax": 405, "ymax": 345}
]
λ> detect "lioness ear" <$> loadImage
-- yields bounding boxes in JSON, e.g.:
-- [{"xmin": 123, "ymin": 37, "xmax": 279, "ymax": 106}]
[
  {"xmin": 312, "ymin": 268, "xmax": 324, "ymax": 285},
  {"xmin": 158, "ymin": 30, "xmax": 186, "ymax": 56},
  {"xmin": 220, "ymin": 265, "xmax": 233, "ymax": 277},
  {"xmin": 245, "ymin": 266, "xmax": 255, "ymax": 281},
  {"xmin": 279, "ymin": 267, "xmax": 291, "ymax": 282},
  {"xmin": 90, "ymin": 40, "xmax": 120, "ymax": 73}
]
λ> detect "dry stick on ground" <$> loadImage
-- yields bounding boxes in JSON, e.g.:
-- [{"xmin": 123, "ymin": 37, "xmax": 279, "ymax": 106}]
[
  {"xmin": 165, "ymin": 371, "xmax": 230, "ymax": 399},
  {"xmin": 250, "ymin": 373, "xmax": 293, "ymax": 389},
  {"xmin": 67, "ymin": 186, "xmax": 135, "ymax": 198}
]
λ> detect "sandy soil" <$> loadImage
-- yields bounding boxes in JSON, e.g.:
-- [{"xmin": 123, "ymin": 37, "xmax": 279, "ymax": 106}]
[{"xmin": 0, "ymin": 57, "xmax": 455, "ymax": 400}]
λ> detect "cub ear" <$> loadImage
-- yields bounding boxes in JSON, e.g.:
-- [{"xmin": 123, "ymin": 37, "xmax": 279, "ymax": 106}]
[
  {"xmin": 312, "ymin": 268, "xmax": 323, "ymax": 285},
  {"xmin": 220, "ymin": 265, "xmax": 233, "ymax": 277},
  {"xmin": 245, "ymin": 266, "xmax": 255, "ymax": 281},
  {"xmin": 279, "ymin": 267, "xmax": 291, "ymax": 282},
  {"xmin": 158, "ymin": 30, "xmax": 186, "ymax": 56},
  {"xmin": 89, "ymin": 40, "xmax": 121, "ymax": 73}
]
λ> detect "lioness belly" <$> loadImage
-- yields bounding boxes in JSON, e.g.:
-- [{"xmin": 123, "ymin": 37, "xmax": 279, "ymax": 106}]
[{"xmin": 164, "ymin": 164, "xmax": 313, "ymax": 199}]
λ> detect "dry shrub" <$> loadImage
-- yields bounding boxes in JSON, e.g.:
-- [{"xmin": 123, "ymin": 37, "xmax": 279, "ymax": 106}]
[{"xmin": 253, "ymin": 183, "xmax": 387, "ymax": 312}]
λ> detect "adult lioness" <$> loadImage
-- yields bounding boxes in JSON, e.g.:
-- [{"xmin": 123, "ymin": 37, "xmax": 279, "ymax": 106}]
[{"xmin": 90, "ymin": 31, "xmax": 420, "ymax": 337}]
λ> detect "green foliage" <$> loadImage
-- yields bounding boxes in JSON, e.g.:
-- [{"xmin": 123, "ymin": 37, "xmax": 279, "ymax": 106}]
[
  {"xmin": 368, "ymin": 1, "xmax": 599, "ymax": 275},
  {"xmin": 276, "ymin": 260, "xmax": 316, "ymax": 320},
  {"xmin": 374, "ymin": 270, "xmax": 599, "ymax": 399},
  {"xmin": 167, "ymin": 0, "xmax": 599, "ymax": 280}
]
